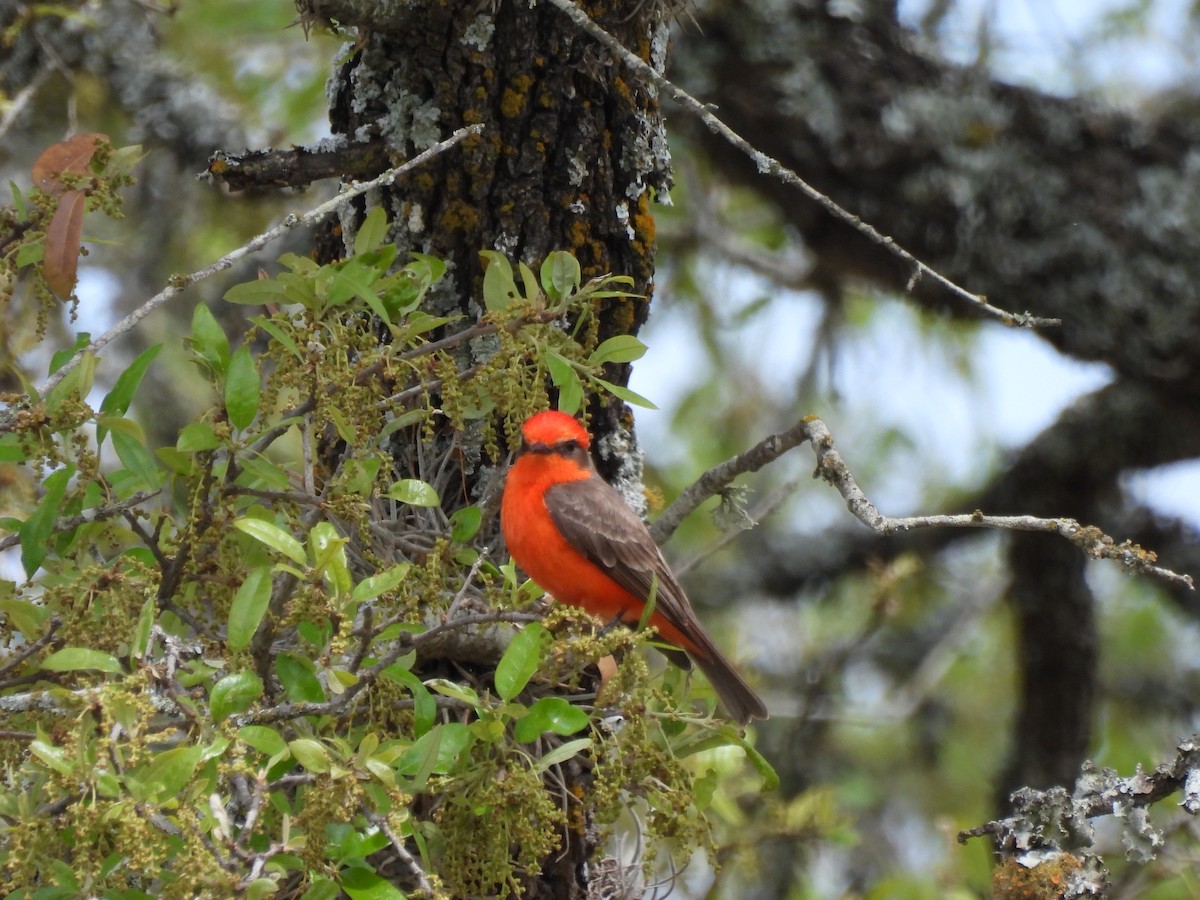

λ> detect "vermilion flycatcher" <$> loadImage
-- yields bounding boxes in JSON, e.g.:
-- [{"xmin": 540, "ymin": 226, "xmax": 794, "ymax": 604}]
[{"xmin": 501, "ymin": 410, "xmax": 768, "ymax": 724}]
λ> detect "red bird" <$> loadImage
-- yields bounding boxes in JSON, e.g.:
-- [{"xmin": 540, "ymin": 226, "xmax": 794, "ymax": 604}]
[{"xmin": 501, "ymin": 410, "xmax": 767, "ymax": 724}]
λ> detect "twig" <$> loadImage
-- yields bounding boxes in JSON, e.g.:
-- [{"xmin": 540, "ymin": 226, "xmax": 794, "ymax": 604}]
[
  {"xmin": 654, "ymin": 416, "xmax": 1193, "ymax": 590},
  {"xmin": 544, "ymin": 0, "xmax": 1059, "ymax": 330},
  {"xmin": 802, "ymin": 416, "xmax": 1193, "ymax": 589},
  {"xmin": 241, "ymin": 610, "xmax": 539, "ymax": 725},
  {"xmin": 23, "ymin": 124, "xmax": 483, "ymax": 405},
  {"xmin": 651, "ymin": 420, "xmax": 812, "ymax": 544},
  {"xmin": 363, "ymin": 806, "xmax": 435, "ymax": 895},
  {"xmin": 0, "ymin": 490, "xmax": 160, "ymax": 552},
  {"xmin": 0, "ymin": 64, "xmax": 53, "ymax": 141},
  {"xmin": 673, "ymin": 477, "xmax": 801, "ymax": 578},
  {"xmin": 0, "ymin": 615, "xmax": 61, "ymax": 678}
]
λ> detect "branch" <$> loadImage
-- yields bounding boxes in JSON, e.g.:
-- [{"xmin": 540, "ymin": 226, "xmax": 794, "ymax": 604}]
[
  {"xmin": 206, "ymin": 136, "xmax": 391, "ymax": 192},
  {"xmin": 363, "ymin": 806, "xmax": 435, "ymax": 896},
  {"xmin": 653, "ymin": 416, "xmax": 1194, "ymax": 590},
  {"xmin": 544, "ymin": 0, "xmax": 1058, "ymax": 331},
  {"xmin": 239, "ymin": 611, "xmax": 540, "ymax": 725},
  {"xmin": 15, "ymin": 124, "xmax": 483, "ymax": 409},
  {"xmin": 959, "ymin": 734, "xmax": 1200, "ymax": 853},
  {"xmin": 803, "ymin": 416, "xmax": 1193, "ymax": 589},
  {"xmin": 0, "ymin": 491, "xmax": 160, "ymax": 553},
  {"xmin": 0, "ymin": 616, "xmax": 61, "ymax": 679}
]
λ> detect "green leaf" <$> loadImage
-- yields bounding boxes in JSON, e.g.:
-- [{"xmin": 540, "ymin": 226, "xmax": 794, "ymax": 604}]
[
  {"xmin": 276, "ymin": 653, "xmax": 326, "ymax": 703},
  {"xmin": 299, "ymin": 877, "xmax": 342, "ymax": 900},
  {"xmin": 340, "ymin": 456, "xmax": 382, "ymax": 496},
  {"xmin": 386, "ymin": 478, "xmax": 439, "ymax": 507},
  {"xmin": 249, "ymin": 314, "xmax": 302, "ymax": 358},
  {"xmin": 480, "ymin": 250, "xmax": 518, "ymax": 312},
  {"xmin": 41, "ymin": 646, "xmax": 123, "ymax": 674},
  {"xmin": 382, "ymin": 665, "xmax": 436, "ymax": 737},
  {"xmin": 190, "ymin": 303, "xmax": 230, "ymax": 376},
  {"xmin": 48, "ymin": 332, "xmax": 90, "ymax": 375},
  {"xmin": 518, "ymin": 261, "xmax": 541, "ymax": 305},
  {"xmin": 354, "ymin": 206, "xmax": 390, "ymax": 255},
  {"xmin": 514, "ymin": 696, "xmax": 590, "ymax": 742},
  {"xmin": 547, "ymin": 352, "xmax": 584, "ymax": 415},
  {"xmin": 19, "ymin": 465, "xmax": 73, "ymax": 578},
  {"xmin": 99, "ymin": 344, "xmax": 162, "ymax": 421},
  {"xmin": 425, "ymin": 678, "xmax": 480, "ymax": 708},
  {"xmin": 350, "ymin": 563, "xmax": 411, "ymax": 604},
  {"xmin": 494, "ymin": 623, "xmax": 550, "ymax": 701},
  {"xmin": 210, "ymin": 670, "xmax": 264, "ymax": 722},
  {"xmin": 234, "ymin": 518, "xmax": 307, "ymax": 566},
  {"xmin": 593, "ymin": 377, "xmax": 657, "ymax": 409},
  {"xmin": 111, "ymin": 429, "xmax": 162, "ymax": 492},
  {"xmin": 396, "ymin": 722, "xmax": 473, "ymax": 779},
  {"xmin": 288, "ymin": 738, "xmax": 331, "ymax": 773},
  {"xmin": 137, "ymin": 743, "xmax": 205, "ymax": 799},
  {"xmin": 238, "ymin": 454, "xmax": 291, "ymax": 490},
  {"xmin": 223, "ymin": 278, "xmax": 290, "ymax": 306},
  {"xmin": 0, "ymin": 432, "xmax": 28, "ymax": 462},
  {"xmin": 309, "ymin": 521, "xmax": 351, "ymax": 596},
  {"xmin": 224, "ymin": 344, "xmax": 260, "ymax": 430},
  {"xmin": 227, "ymin": 566, "xmax": 273, "ymax": 651},
  {"xmin": 448, "ymin": 506, "xmax": 482, "ymax": 543},
  {"xmin": 588, "ymin": 335, "xmax": 648, "ymax": 366},
  {"xmin": 177, "ymin": 421, "xmax": 220, "ymax": 452},
  {"xmin": 131, "ymin": 597, "xmax": 155, "ymax": 660},
  {"xmin": 533, "ymin": 737, "xmax": 592, "ymax": 773},
  {"xmin": 0, "ymin": 598, "xmax": 51, "ymax": 636},
  {"xmin": 31, "ymin": 737, "xmax": 74, "ymax": 776},
  {"xmin": 540, "ymin": 250, "xmax": 581, "ymax": 301},
  {"xmin": 340, "ymin": 866, "xmax": 406, "ymax": 900},
  {"xmin": 737, "ymin": 732, "xmax": 780, "ymax": 791},
  {"xmin": 239, "ymin": 725, "xmax": 288, "ymax": 757}
]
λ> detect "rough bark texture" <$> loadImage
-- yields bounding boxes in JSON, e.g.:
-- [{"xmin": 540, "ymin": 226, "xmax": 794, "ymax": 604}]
[
  {"xmin": 307, "ymin": 0, "xmax": 668, "ymax": 475},
  {"xmin": 672, "ymin": 0, "xmax": 1200, "ymax": 815}
]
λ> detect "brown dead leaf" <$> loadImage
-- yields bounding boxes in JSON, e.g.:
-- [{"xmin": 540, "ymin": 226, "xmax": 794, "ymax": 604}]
[
  {"xmin": 44, "ymin": 190, "xmax": 87, "ymax": 298},
  {"xmin": 31, "ymin": 133, "xmax": 107, "ymax": 196}
]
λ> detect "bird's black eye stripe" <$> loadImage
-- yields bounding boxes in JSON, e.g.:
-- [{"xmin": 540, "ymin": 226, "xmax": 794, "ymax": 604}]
[{"xmin": 559, "ymin": 439, "xmax": 581, "ymax": 452}]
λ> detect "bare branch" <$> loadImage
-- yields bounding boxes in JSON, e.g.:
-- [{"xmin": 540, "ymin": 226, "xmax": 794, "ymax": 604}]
[
  {"xmin": 653, "ymin": 416, "xmax": 1194, "ymax": 590},
  {"xmin": 544, "ymin": 0, "xmax": 1059, "ymax": 330},
  {"xmin": 651, "ymin": 420, "xmax": 813, "ymax": 544},
  {"xmin": 206, "ymin": 137, "xmax": 390, "ymax": 192},
  {"xmin": 803, "ymin": 416, "xmax": 1194, "ymax": 590},
  {"xmin": 363, "ymin": 806, "xmax": 435, "ymax": 896}
]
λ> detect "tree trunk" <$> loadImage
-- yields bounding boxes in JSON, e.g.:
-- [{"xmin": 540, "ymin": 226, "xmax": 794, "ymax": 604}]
[{"xmin": 303, "ymin": 1, "xmax": 672, "ymax": 893}]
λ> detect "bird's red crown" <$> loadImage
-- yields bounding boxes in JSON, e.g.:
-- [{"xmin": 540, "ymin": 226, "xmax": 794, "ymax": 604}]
[{"xmin": 521, "ymin": 410, "xmax": 591, "ymax": 449}]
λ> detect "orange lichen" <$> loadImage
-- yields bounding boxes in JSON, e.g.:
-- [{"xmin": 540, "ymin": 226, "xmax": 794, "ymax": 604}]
[
  {"xmin": 441, "ymin": 198, "xmax": 480, "ymax": 233},
  {"xmin": 500, "ymin": 74, "xmax": 535, "ymax": 119}
]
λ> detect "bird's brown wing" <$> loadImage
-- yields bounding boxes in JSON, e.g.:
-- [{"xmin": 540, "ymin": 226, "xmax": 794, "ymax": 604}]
[
  {"xmin": 543, "ymin": 476, "xmax": 700, "ymax": 661},
  {"xmin": 544, "ymin": 474, "xmax": 770, "ymax": 724}
]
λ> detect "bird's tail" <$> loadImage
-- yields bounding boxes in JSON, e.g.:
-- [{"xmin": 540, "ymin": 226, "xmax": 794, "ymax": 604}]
[{"xmin": 687, "ymin": 631, "xmax": 768, "ymax": 725}]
